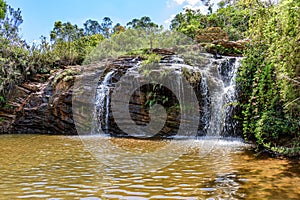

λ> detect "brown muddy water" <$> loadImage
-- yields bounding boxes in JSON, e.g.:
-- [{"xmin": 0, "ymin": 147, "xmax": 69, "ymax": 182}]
[{"xmin": 0, "ymin": 134, "xmax": 299, "ymax": 199}]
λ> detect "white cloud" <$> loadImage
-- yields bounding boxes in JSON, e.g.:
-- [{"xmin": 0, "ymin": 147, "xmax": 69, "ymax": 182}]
[
  {"xmin": 172, "ymin": 0, "xmax": 206, "ymax": 13},
  {"xmin": 186, "ymin": 0, "xmax": 200, "ymax": 6},
  {"xmin": 173, "ymin": 0, "xmax": 186, "ymax": 5},
  {"xmin": 164, "ymin": 14, "xmax": 176, "ymax": 29},
  {"xmin": 172, "ymin": 0, "xmax": 223, "ymax": 13}
]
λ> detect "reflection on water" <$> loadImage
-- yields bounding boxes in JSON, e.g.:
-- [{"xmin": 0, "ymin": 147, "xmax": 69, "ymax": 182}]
[{"xmin": 0, "ymin": 135, "xmax": 299, "ymax": 199}]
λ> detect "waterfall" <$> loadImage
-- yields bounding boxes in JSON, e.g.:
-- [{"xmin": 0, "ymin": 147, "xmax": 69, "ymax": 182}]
[
  {"xmin": 200, "ymin": 55, "xmax": 241, "ymax": 137},
  {"xmin": 93, "ymin": 54, "xmax": 241, "ymax": 137},
  {"xmin": 93, "ymin": 70, "xmax": 114, "ymax": 134}
]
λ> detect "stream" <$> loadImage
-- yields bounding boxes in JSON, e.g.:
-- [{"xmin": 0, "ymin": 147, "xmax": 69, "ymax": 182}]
[{"xmin": 0, "ymin": 134, "xmax": 299, "ymax": 199}]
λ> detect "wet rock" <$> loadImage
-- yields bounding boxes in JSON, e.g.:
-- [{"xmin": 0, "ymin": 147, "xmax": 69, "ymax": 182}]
[
  {"xmin": 214, "ymin": 54, "xmax": 223, "ymax": 59},
  {"xmin": 93, "ymin": 56, "xmax": 202, "ymax": 138},
  {"xmin": 1, "ymin": 50, "xmax": 242, "ymax": 137}
]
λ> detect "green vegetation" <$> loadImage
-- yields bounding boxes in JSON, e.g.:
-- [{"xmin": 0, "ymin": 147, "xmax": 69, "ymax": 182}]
[
  {"xmin": 140, "ymin": 84, "xmax": 178, "ymax": 113},
  {"xmin": 52, "ymin": 69, "xmax": 80, "ymax": 87},
  {"xmin": 0, "ymin": 0, "xmax": 299, "ymax": 157},
  {"xmin": 237, "ymin": 0, "xmax": 300, "ymax": 157},
  {"xmin": 170, "ymin": 1, "xmax": 250, "ymax": 41},
  {"xmin": 141, "ymin": 53, "xmax": 162, "ymax": 66},
  {"xmin": 203, "ymin": 43, "xmax": 243, "ymax": 56},
  {"xmin": 182, "ymin": 67, "xmax": 201, "ymax": 85},
  {"xmin": 0, "ymin": 4, "xmax": 28, "ymax": 106},
  {"xmin": 0, "ymin": 0, "xmax": 5, "ymax": 19}
]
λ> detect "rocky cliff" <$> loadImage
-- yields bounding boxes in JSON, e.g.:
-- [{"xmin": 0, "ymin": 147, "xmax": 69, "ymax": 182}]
[
  {"xmin": 0, "ymin": 49, "xmax": 242, "ymax": 137},
  {"xmin": 0, "ymin": 67, "xmax": 80, "ymax": 134}
]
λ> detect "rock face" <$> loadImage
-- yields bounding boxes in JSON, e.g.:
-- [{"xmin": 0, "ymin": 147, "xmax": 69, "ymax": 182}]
[
  {"xmin": 90, "ymin": 55, "xmax": 203, "ymax": 138},
  {"xmin": 88, "ymin": 53, "xmax": 242, "ymax": 138},
  {"xmin": 0, "ymin": 67, "xmax": 80, "ymax": 134},
  {"xmin": 0, "ymin": 51, "xmax": 242, "ymax": 137},
  {"xmin": 1, "ymin": 54, "xmax": 192, "ymax": 135}
]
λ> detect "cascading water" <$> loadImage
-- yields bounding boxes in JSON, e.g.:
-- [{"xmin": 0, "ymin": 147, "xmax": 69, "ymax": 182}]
[
  {"xmin": 93, "ymin": 70, "xmax": 114, "ymax": 134},
  {"xmin": 200, "ymin": 55, "xmax": 241, "ymax": 136},
  {"xmin": 93, "ymin": 54, "xmax": 242, "ymax": 137}
]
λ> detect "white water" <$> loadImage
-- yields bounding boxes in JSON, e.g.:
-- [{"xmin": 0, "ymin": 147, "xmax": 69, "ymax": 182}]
[
  {"xmin": 200, "ymin": 56, "xmax": 241, "ymax": 136},
  {"xmin": 93, "ymin": 55, "xmax": 241, "ymax": 137},
  {"xmin": 93, "ymin": 70, "xmax": 114, "ymax": 133}
]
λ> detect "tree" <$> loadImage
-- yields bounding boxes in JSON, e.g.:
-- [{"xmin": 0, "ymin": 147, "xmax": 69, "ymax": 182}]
[
  {"xmin": 217, "ymin": 1, "xmax": 226, "ymax": 8},
  {"xmin": 0, "ymin": 5, "xmax": 23, "ymax": 42},
  {"xmin": 170, "ymin": 1, "xmax": 251, "ymax": 40},
  {"xmin": 0, "ymin": 0, "xmax": 5, "ymax": 19},
  {"xmin": 208, "ymin": 3, "xmax": 250, "ymax": 40},
  {"xmin": 101, "ymin": 17, "xmax": 112, "ymax": 38},
  {"xmin": 170, "ymin": 9, "xmax": 204, "ymax": 38},
  {"xmin": 0, "ymin": 3, "xmax": 29, "ymax": 103},
  {"xmin": 126, "ymin": 16, "xmax": 163, "ymax": 49},
  {"xmin": 74, "ymin": 33, "xmax": 105, "ymax": 64},
  {"xmin": 127, "ymin": 16, "xmax": 159, "ymax": 30},
  {"xmin": 50, "ymin": 21, "xmax": 84, "ymax": 43},
  {"xmin": 84, "ymin": 19, "xmax": 101, "ymax": 36},
  {"xmin": 50, "ymin": 21, "xmax": 84, "ymax": 65},
  {"xmin": 238, "ymin": 0, "xmax": 300, "ymax": 156}
]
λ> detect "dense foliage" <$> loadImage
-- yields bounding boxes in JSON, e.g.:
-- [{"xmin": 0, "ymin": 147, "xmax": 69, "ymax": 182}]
[
  {"xmin": 0, "ymin": 4, "xmax": 29, "ymax": 105},
  {"xmin": 170, "ymin": 1, "xmax": 250, "ymax": 41},
  {"xmin": 238, "ymin": 0, "xmax": 300, "ymax": 156}
]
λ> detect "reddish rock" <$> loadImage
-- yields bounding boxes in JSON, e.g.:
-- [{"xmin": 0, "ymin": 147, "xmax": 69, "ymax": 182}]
[
  {"xmin": 212, "ymin": 39, "xmax": 249, "ymax": 50},
  {"xmin": 0, "ymin": 54, "xmax": 204, "ymax": 136},
  {"xmin": 0, "ymin": 66, "xmax": 80, "ymax": 134}
]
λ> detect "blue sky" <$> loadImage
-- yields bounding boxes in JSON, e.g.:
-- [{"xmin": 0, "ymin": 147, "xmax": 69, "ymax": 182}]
[
  {"xmin": 5, "ymin": 0, "xmax": 216, "ymax": 43},
  {"xmin": 3, "ymin": 0, "xmax": 175, "ymax": 43}
]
